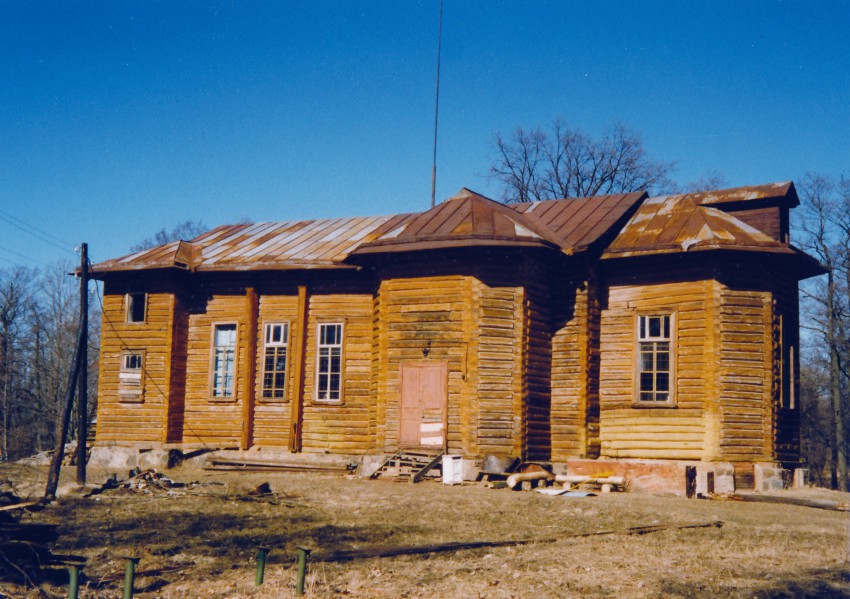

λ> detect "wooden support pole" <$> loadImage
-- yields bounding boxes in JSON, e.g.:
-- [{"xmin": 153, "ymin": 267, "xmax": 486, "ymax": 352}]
[
  {"xmin": 76, "ymin": 243, "xmax": 89, "ymax": 484},
  {"xmin": 241, "ymin": 287, "xmax": 259, "ymax": 450},
  {"xmin": 289, "ymin": 285, "xmax": 309, "ymax": 453},
  {"xmin": 44, "ymin": 311, "xmax": 85, "ymax": 500}
]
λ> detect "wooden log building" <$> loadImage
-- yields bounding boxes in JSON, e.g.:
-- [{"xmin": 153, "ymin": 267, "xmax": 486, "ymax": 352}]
[{"xmin": 91, "ymin": 182, "xmax": 823, "ymax": 481}]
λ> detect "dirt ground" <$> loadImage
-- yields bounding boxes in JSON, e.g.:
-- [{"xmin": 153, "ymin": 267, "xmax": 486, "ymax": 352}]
[{"xmin": 1, "ymin": 460, "xmax": 849, "ymax": 598}]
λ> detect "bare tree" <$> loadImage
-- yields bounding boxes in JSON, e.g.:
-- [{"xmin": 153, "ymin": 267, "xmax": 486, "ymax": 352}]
[
  {"xmin": 797, "ymin": 173, "xmax": 849, "ymax": 491},
  {"xmin": 0, "ymin": 267, "xmax": 35, "ymax": 461},
  {"xmin": 490, "ymin": 120, "xmax": 675, "ymax": 203},
  {"xmin": 131, "ymin": 219, "xmax": 208, "ymax": 252}
]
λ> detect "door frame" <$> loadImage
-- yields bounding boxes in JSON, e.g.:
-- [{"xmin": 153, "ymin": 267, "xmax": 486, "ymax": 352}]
[{"xmin": 398, "ymin": 361, "xmax": 448, "ymax": 451}]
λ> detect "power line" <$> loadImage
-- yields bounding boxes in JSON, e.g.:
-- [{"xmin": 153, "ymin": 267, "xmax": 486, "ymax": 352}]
[
  {"xmin": 0, "ymin": 255, "xmax": 24, "ymax": 267},
  {"xmin": 0, "ymin": 244, "xmax": 47, "ymax": 266},
  {"xmin": 0, "ymin": 208, "xmax": 76, "ymax": 255}
]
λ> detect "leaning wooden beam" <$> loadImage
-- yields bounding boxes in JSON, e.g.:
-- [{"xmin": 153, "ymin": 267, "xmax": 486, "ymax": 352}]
[
  {"xmin": 554, "ymin": 475, "xmax": 626, "ymax": 485},
  {"xmin": 728, "ymin": 494, "xmax": 849, "ymax": 512},
  {"xmin": 313, "ymin": 521, "xmax": 724, "ymax": 562},
  {"xmin": 204, "ymin": 457, "xmax": 349, "ymax": 472}
]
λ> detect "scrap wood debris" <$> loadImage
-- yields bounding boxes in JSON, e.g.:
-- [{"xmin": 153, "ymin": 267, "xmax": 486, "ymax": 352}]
[{"xmin": 84, "ymin": 469, "xmax": 193, "ymax": 498}]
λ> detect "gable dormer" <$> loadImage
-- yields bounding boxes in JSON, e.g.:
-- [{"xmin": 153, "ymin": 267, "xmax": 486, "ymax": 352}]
[{"xmin": 687, "ymin": 181, "xmax": 798, "ymax": 244}]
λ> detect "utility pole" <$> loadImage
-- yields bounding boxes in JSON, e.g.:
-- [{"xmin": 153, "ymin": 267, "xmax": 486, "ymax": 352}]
[
  {"xmin": 76, "ymin": 243, "xmax": 88, "ymax": 484},
  {"xmin": 44, "ymin": 242, "xmax": 88, "ymax": 500}
]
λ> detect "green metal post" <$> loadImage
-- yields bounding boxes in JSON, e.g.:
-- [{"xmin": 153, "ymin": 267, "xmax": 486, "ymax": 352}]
[
  {"xmin": 122, "ymin": 556, "xmax": 141, "ymax": 599},
  {"xmin": 255, "ymin": 547, "xmax": 270, "ymax": 586},
  {"xmin": 67, "ymin": 564, "xmax": 80, "ymax": 599},
  {"xmin": 295, "ymin": 547, "xmax": 311, "ymax": 596}
]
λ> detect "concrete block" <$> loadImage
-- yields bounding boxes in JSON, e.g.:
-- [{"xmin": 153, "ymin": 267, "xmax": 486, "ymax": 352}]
[
  {"xmin": 89, "ymin": 446, "xmax": 138, "ymax": 474},
  {"xmin": 138, "ymin": 449, "xmax": 171, "ymax": 471},
  {"xmin": 358, "ymin": 454, "xmax": 385, "ymax": 478},
  {"xmin": 461, "ymin": 459, "xmax": 480, "ymax": 482},
  {"xmin": 754, "ymin": 463, "xmax": 787, "ymax": 492},
  {"xmin": 793, "ymin": 468, "xmax": 808, "ymax": 489}
]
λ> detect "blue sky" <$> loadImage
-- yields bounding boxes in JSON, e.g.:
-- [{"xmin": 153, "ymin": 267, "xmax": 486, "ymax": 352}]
[{"xmin": 1, "ymin": 1, "xmax": 848, "ymax": 268}]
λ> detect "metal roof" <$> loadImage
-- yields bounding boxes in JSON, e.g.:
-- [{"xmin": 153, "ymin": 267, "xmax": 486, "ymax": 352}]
[
  {"xmin": 603, "ymin": 194, "xmax": 794, "ymax": 259},
  {"xmin": 350, "ymin": 188, "xmax": 567, "ymax": 255},
  {"xmin": 90, "ymin": 181, "xmax": 815, "ymax": 277},
  {"xmin": 513, "ymin": 191, "xmax": 647, "ymax": 253},
  {"xmin": 90, "ymin": 214, "xmax": 416, "ymax": 275},
  {"xmin": 687, "ymin": 181, "xmax": 798, "ymax": 208}
]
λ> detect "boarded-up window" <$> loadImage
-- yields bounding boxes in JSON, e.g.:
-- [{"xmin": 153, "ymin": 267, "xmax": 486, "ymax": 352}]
[
  {"xmin": 637, "ymin": 314, "xmax": 673, "ymax": 403},
  {"xmin": 119, "ymin": 350, "xmax": 144, "ymax": 402},
  {"xmin": 126, "ymin": 292, "xmax": 146, "ymax": 323},
  {"xmin": 316, "ymin": 323, "xmax": 343, "ymax": 402},
  {"xmin": 262, "ymin": 322, "xmax": 289, "ymax": 399},
  {"xmin": 211, "ymin": 324, "xmax": 237, "ymax": 398}
]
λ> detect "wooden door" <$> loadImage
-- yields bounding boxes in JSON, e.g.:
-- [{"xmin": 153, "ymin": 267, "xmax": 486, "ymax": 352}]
[{"xmin": 399, "ymin": 362, "xmax": 447, "ymax": 448}]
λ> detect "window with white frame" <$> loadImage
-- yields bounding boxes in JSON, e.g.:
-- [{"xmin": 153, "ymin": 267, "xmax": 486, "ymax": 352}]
[
  {"xmin": 126, "ymin": 292, "xmax": 146, "ymax": 323},
  {"xmin": 262, "ymin": 323, "xmax": 289, "ymax": 399},
  {"xmin": 637, "ymin": 314, "xmax": 673, "ymax": 403},
  {"xmin": 316, "ymin": 323, "xmax": 343, "ymax": 402},
  {"xmin": 119, "ymin": 350, "xmax": 144, "ymax": 401},
  {"xmin": 211, "ymin": 324, "xmax": 237, "ymax": 398}
]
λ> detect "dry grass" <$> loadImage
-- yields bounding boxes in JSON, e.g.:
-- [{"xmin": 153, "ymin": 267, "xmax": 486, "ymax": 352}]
[{"xmin": 1, "ymin": 461, "xmax": 848, "ymax": 598}]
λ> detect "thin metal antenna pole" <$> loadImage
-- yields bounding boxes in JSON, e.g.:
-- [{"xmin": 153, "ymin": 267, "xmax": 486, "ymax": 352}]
[{"xmin": 430, "ymin": 0, "xmax": 444, "ymax": 209}]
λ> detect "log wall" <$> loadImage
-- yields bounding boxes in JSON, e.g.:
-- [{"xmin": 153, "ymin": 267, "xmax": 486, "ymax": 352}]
[
  {"xmin": 551, "ymin": 282, "xmax": 588, "ymax": 459},
  {"xmin": 598, "ymin": 278, "xmax": 712, "ymax": 460},
  {"xmin": 475, "ymin": 282, "xmax": 523, "ymax": 457},
  {"xmin": 250, "ymin": 294, "xmax": 299, "ymax": 448},
  {"xmin": 96, "ymin": 290, "xmax": 176, "ymax": 444},
  {"xmin": 182, "ymin": 293, "xmax": 248, "ymax": 446},
  {"xmin": 300, "ymin": 293, "xmax": 374, "ymax": 454},
  {"xmin": 716, "ymin": 279, "xmax": 776, "ymax": 462},
  {"xmin": 373, "ymin": 275, "xmax": 472, "ymax": 453}
]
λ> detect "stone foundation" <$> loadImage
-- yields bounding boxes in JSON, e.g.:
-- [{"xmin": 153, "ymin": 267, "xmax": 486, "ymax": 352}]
[{"xmin": 563, "ymin": 458, "xmax": 741, "ymax": 496}]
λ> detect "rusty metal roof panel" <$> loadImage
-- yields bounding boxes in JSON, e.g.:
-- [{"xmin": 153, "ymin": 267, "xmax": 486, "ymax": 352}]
[
  {"xmin": 351, "ymin": 188, "xmax": 565, "ymax": 255},
  {"xmin": 603, "ymin": 192, "xmax": 795, "ymax": 259},
  {"xmin": 515, "ymin": 192, "xmax": 646, "ymax": 252},
  {"xmin": 688, "ymin": 181, "xmax": 798, "ymax": 207},
  {"xmin": 90, "ymin": 214, "xmax": 414, "ymax": 275}
]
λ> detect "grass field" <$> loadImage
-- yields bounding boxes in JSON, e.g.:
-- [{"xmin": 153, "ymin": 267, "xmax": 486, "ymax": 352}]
[{"xmin": 1, "ymin": 461, "xmax": 848, "ymax": 598}]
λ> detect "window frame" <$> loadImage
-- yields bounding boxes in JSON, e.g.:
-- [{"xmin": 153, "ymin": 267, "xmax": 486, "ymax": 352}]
[
  {"xmin": 125, "ymin": 292, "xmax": 147, "ymax": 324},
  {"xmin": 209, "ymin": 322, "xmax": 239, "ymax": 400},
  {"xmin": 314, "ymin": 321, "xmax": 344, "ymax": 404},
  {"xmin": 260, "ymin": 321, "xmax": 290, "ymax": 402},
  {"xmin": 118, "ymin": 349, "xmax": 145, "ymax": 403},
  {"xmin": 633, "ymin": 312, "xmax": 676, "ymax": 407}
]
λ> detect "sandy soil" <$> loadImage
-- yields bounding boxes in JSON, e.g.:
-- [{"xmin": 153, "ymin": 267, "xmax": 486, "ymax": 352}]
[{"xmin": 1, "ymin": 461, "xmax": 848, "ymax": 598}]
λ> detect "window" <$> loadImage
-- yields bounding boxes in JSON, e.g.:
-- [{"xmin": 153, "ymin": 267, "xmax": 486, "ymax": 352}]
[
  {"xmin": 211, "ymin": 324, "xmax": 237, "ymax": 398},
  {"xmin": 262, "ymin": 323, "xmax": 289, "ymax": 399},
  {"xmin": 126, "ymin": 292, "xmax": 146, "ymax": 323},
  {"xmin": 316, "ymin": 323, "xmax": 343, "ymax": 402},
  {"xmin": 637, "ymin": 314, "xmax": 673, "ymax": 403},
  {"xmin": 119, "ymin": 350, "xmax": 144, "ymax": 402}
]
